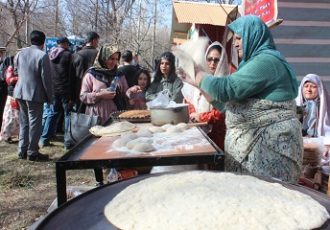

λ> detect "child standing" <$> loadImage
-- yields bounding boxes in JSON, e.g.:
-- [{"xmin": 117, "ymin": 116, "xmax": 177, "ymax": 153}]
[{"xmin": 126, "ymin": 69, "xmax": 151, "ymax": 110}]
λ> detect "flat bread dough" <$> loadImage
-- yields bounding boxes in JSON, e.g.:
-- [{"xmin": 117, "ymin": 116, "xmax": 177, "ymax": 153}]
[
  {"xmin": 89, "ymin": 121, "xmax": 136, "ymax": 137},
  {"xmin": 104, "ymin": 171, "xmax": 330, "ymax": 230}
]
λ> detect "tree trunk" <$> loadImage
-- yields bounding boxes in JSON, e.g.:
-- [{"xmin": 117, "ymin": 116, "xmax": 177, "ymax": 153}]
[
  {"xmin": 151, "ymin": 0, "xmax": 157, "ymax": 67},
  {"xmin": 55, "ymin": 0, "xmax": 59, "ymax": 36},
  {"xmin": 95, "ymin": 0, "xmax": 99, "ymax": 32},
  {"xmin": 25, "ymin": 0, "xmax": 30, "ymax": 44}
]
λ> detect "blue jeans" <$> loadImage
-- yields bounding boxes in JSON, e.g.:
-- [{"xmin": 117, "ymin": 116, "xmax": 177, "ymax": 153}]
[
  {"xmin": 40, "ymin": 95, "xmax": 72, "ymax": 148},
  {"xmin": 40, "ymin": 103, "xmax": 57, "ymax": 142}
]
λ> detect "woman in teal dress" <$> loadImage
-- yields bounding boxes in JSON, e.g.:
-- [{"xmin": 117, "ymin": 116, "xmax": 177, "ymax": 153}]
[{"xmin": 177, "ymin": 15, "xmax": 303, "ymax": 183}]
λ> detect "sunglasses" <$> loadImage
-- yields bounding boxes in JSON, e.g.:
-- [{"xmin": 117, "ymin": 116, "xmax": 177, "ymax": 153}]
[{"xmin": 207, "ymin": 57, "xmax": 220, "ymax": 63}]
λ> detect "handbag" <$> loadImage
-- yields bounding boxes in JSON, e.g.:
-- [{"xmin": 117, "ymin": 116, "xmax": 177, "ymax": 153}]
[
  {"xmin": 68, "ymin": 105, "xmax": 102, "ymax": 144},
  {"xmin": 113, "ymin": 86, "xmax": 128, "ymax": 110}
]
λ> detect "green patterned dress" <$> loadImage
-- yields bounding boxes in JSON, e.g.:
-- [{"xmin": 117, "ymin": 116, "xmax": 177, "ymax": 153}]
[
  {"xmin": 224, "ymin": 99, "xmax": 303, "ymax": 183},
  {"xmin": 199, "ymin": 16, "xmax": 303, "ymax": 183}
]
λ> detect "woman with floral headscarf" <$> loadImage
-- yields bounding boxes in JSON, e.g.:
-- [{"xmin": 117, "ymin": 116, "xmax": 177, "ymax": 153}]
[
  {"xmin": 296, "ymin": 74, "xmax": 330, "ymax": 137},
  {"xmin": 177, "ymin": 15, "xmax": 303, "ymax": 183},
  {"xmin": 80, "ymin": 44, "xmax": 128, "ymax": 124}
]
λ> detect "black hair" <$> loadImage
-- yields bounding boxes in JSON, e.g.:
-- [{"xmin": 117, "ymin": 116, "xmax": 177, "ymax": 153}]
[
  {"xmin": 86, "ymin": 31, "xmax": 100, "ymax": 43},
  {"xmin": 30, "ymin": 30, "xmax": 46, "ymax": 46},
  {"xmin": 135, "ymin": 68, "xmax": 151, "ymax": 89},
  {"xmin": 207, "ymin": 44, "xmax": 222, "ymax": 56},
  {"xmin": 122, "ymin": 50, "xmax": 133, "ymax": 62},
  {"xmin": 153, "ymin": 51, "xmax": 176, "ymax": 83}
]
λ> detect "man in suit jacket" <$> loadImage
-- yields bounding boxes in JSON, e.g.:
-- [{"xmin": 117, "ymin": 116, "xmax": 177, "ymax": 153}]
[
  {"xmin": 14, "ymin": 30, "xmax": 53, "ymax": 161},
  {"xmin": 71, "ymin": 31, "xmax": 99, "ymax": 111}
]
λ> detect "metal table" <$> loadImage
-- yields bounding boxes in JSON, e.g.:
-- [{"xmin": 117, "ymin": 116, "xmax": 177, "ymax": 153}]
[{"xmin": 56, "ymin": 126, "xmax": 224, "ymax": 206}]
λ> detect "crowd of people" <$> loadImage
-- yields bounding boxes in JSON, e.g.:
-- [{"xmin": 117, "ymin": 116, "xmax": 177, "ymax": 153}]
[
  {"xmin": 0, "ymin": 15, "xmax": 329, "ymax": 184},
  {"xmin": 0, "ymin": 29, "xmax": 185, "ymax": 163}
]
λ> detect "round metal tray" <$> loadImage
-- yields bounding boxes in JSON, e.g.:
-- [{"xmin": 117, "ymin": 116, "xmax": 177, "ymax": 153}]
[
  {"xmin": 34, "ymin": 173, "xmax": 330, "ymax": 230},
  {"xmin": 111, "ymin": 110, "xmax": 150, "ymax": 123}
]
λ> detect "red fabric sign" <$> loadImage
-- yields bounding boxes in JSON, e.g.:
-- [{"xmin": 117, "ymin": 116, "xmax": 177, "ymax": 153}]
[{"xmin": 244, "ymin": 0, "xmax": 276, "ymax": 24}]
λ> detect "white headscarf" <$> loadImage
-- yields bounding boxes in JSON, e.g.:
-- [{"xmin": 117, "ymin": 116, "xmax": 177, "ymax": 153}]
[
  {"xmin": 296, "ymin": 73, "xmax": 330, "ymax": 136},
  {"xmin": 191, "ymin": 41, "xmax": 229, "ymax": 113}
]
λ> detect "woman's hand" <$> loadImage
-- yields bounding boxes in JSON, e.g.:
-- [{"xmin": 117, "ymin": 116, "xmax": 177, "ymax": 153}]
[
  {"xmin": 176, "ymin": 66, "xmax": 206, "ymax": 88},
  {"xmin": 130, "ymin": 85, "xmax": 143, "ymax": 94},
  {"xmin": 190, "ymin": 112, "xmax": 200, "ymax": 122},
  {"xmin": 176, "ymin": 67, "xmax": 197, "ymax": 87},
  {"xmin": 194, "ymin": 65, "xmax": 206, "ymax": 87},
  {"xmin": 96, "ymin": 89, "xmax": 116, "ymax": 100}
]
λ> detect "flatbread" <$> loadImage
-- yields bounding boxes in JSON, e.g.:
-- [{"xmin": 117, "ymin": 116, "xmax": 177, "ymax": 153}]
[
  {"xmin": 118, "ymin": 110, "xmax": 150, "ymax": 119},
  {"xmin": 104, "ymin": 171, "xmax": 329, "ymax": 230}
]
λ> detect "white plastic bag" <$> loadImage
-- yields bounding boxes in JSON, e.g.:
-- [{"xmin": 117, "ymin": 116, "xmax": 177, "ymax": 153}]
[
  {"xmin": 107, "ymin": 168, "xmax": 119, "ymax": 183},
  {"xmin": 146, "ymin": 89, "xmax": 171, "ymax": 109}
]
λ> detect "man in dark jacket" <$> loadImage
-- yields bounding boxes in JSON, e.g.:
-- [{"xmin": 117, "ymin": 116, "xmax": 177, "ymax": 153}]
[
  {"xmin": 39, "ymin": 37, "xmax": 75, "ymax": 150},
  {"xmin": 117, "ymin": 50, "xmax": 140, "ymax": 88},
  {"xmin": 72, "ymin": 31, "xmax": 99, "ymax": 110}
]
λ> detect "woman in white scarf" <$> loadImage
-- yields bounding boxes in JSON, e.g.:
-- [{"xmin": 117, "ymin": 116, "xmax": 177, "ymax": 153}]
[
  {"xmin": 296, "ymin": 73, "xmax": 330, "ymax": 137},
  {"xmin": 181, "ymin": 41, "xmax": 230, "ymax": 149}
]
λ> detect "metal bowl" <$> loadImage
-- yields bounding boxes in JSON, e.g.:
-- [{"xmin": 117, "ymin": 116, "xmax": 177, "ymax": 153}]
[{"xmin": 150, "ymin": 104, "xmax": 189, "ymax": 126}]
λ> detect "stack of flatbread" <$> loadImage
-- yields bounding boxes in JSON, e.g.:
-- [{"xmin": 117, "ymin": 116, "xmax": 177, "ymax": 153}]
[
  {"xmin": 104, "ymin": 171, "xmax": 330, "ymax": 230},
  {"xmin": 89, "ymin": 121, "xmax": 136, "ymax": 137},
  {"xmin": 118, "ymin": 110, "xmax": 150, "ymax": 119}
]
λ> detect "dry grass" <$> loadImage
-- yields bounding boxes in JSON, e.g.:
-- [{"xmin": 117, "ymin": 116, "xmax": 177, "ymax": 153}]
[{"xmin": 0, "ymin": 137, "xmax": 96, "ymax": 230}]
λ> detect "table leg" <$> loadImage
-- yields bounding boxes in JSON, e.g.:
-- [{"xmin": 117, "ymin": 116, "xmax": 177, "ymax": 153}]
[
  {"xmin": 94, "ymin": 167, "xmax": 104, "ymax": 186},
  {"xmin": 56, "ymin": 163, "xmax": 67, "ymax": 207}
]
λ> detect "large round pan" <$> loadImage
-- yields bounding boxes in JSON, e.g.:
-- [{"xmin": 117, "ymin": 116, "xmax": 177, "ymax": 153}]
[{"xmin": 33, "ymin": 173, "xmax": 330, "ymax": 230}]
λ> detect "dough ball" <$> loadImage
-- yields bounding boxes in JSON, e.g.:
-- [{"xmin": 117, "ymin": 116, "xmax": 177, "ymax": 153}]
[
  {"xmin": 132, "ymin": 143, "xmax": 155, "ymax": 152},
  {"xmin": 161, "ymin": 124, "xmax": 174, "ymax": 131},
  {"xmin": 176, "ymin": 122, "xmax": 188, "ymax": 130},
  {"xmin": 121, "ymin": 133, "xmax": 138, "ymax": 141},
  {"xmin": 112, "ymin": 138, "xmax": 128, "ymax": 148},
  {"xmin": 136, "ymin": 128, "xmax": 153, "ymax": 137},
  {"xmin": 126, "ymin": 139, "xmax": 140, "ymax": 149},
  {"xmin": 149, "ymin": 126, "xmax": 165, "ymax": 133},
  {"xmin": 112, "ymin": 133, "xmax": 138, "ymax": 148},
  {"xmin": 126, "ymin": 138, "xmax": 152, "ymax": 149},
  {"xmin": 166, "ymin": 126, "xmax": 182, "ymax": 133}
]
